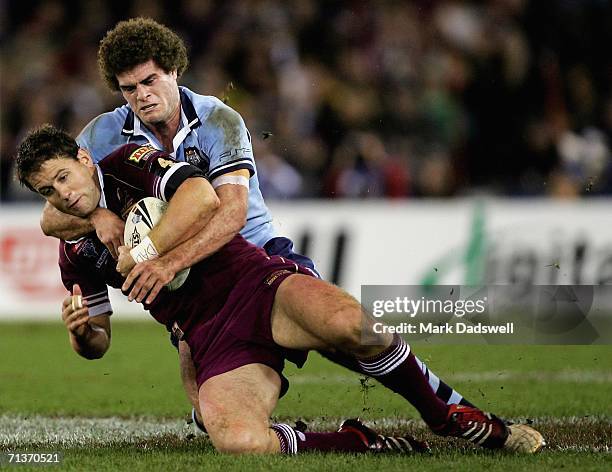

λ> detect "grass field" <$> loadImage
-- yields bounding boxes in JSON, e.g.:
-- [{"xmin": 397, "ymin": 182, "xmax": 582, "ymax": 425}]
[{"xmin": 1, "ymin": 321, "xmax": 610, "ymax": 471}]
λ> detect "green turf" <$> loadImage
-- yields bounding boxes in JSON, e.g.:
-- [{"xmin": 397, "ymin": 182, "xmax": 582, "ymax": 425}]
[
  {"xmin": 1, "ymin": 321, "xmax": 610, "ymax": 470},
  {"xmin": 3, "ymin": 447, "xmax": 610, "ymax": 472}
]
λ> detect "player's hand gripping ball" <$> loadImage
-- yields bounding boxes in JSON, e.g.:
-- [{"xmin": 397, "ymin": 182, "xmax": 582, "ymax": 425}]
[{"xmin": 123, "ymin": 197, "xmax": 190, "ymax": 291}]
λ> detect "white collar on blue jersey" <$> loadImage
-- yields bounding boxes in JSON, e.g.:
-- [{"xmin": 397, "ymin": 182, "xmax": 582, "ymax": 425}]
[
  {"xmin": 131, "ymin": 106, "xmax": 193, "ymax": 159},
  {"xmin": 121, "ymin": 88, "xmax": 202, "ymax": 158}
]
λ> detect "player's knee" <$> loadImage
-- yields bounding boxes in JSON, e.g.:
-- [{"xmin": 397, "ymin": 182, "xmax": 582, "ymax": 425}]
[
  {"xmin": 212, "ymin": 427, "xmax": 271, "ymax": 454},
  {"xmin": 203, "ymin": 407, "xmax": 271, "ymax": 454}
]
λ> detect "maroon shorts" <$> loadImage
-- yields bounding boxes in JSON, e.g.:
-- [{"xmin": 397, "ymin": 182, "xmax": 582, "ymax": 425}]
[{"xmin": 184, "ymin": 256, "xmax": 314, "ymax": 395}]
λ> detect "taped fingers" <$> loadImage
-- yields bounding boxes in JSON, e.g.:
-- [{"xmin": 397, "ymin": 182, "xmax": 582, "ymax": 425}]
[{"xmin": 71, "ymin": 295, "xmax": 83, "ymax": 311}]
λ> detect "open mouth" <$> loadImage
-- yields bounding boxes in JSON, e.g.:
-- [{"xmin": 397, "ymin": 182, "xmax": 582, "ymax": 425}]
[{"xmin": 140, "ymin": 104, "xmax": 157, "ymax": 112}]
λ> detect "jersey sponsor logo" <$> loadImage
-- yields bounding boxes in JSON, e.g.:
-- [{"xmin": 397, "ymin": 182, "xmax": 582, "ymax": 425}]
[
  {"xmin": 218, "ymin": 147, "xmax": 253, "ymax": 163},
  {"xmin": 156, "ymin": 157, "xmax": 176, "ymax": 169},
  {"xmin": 95, "ymin": 250, "xmax": 110, "ymax": 269},
  {"xmin": 263, "ymin": 269, "xmax": 293, "ymax": 286},
  {"xmin": 127, "ymin": 145, "xmax": 156, "ymax": 168}
]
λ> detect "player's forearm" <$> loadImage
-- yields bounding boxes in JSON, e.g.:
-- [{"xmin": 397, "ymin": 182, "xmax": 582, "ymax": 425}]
[
  {"xmin": 159, "ymin": 180, "xmax": 248, "ymax": 271},
  {"xmin": 41, "ymin": 203, "xmax": 94, "ymax": 240},
  {"xmin": 162, "ymin": 192, "xmax": 246, "ymax": 272},
  {"xmin": 149, "ymin": 178, "xmax": 220, "ymax": 254},
  {"xmin": 69, "ymin": 323, "xmax": 110, "ymax": 360}
]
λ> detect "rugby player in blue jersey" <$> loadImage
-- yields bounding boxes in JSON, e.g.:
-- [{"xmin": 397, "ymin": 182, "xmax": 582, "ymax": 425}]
[{"xmin": 37, "ymin": 18, "xmax": 475, "ymax": 433}]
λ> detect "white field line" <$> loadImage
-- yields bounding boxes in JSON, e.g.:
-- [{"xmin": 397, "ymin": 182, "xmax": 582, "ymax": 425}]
[
  {"xmin": 287, "ymin": 370, "xmax": 612, "ymax": 385},
  {"xmin": 1, "ymin": 415, "xmax": 610, "ymax": 452},
  {"xmin": 0, "ymin": 416, "xmax": 194, "ymax": 448}
]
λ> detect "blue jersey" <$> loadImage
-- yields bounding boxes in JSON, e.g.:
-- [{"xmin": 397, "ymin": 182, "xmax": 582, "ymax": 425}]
[{"xmin": 76, "ymin": 86, "xmax": 275, "ymax": 247}]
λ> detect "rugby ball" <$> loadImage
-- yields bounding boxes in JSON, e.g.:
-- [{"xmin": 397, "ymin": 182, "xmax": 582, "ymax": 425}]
[{"xmin": 124, "ymin": 197, "xmax": 190, "ymax": 291}]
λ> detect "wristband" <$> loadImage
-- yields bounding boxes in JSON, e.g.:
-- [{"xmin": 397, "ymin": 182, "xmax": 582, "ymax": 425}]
[{"xmin": 129, "ymin": 236, "xmax": 160, "ymax": 263}]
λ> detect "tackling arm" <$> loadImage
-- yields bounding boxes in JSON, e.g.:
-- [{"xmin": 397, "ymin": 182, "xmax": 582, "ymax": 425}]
[
  {"xmin": 41, "ymin": 202, "xmax": 93, "ymax": 240},
  {"xmin": 117, "ymin": 174, "xmax": 220, "ymax": 283},
  {"xmin": 147, "ymin": 176, "xmax": 221, "ymax": 255},
  {"xmin": 41, "ymin": 203, "xmax": 125, "ymax": 260},
  {"xmin": 160, "ymin": 169, "xmax": 249, "ymax": 271},
  {"xmin": 119, "ymin": 170, "xmax": 245, "ymax": 303}
]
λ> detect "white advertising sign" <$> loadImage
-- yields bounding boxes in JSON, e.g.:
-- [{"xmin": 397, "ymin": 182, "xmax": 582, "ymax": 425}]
[{"xmin": 1, "ymin": 199, "xmax": 610, "ymax": 319}]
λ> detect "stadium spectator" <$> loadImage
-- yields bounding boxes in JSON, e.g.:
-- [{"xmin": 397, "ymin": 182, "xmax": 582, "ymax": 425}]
[{"xmin": 3, "ymin": 1, "xmax": 611, "ymax": 200}]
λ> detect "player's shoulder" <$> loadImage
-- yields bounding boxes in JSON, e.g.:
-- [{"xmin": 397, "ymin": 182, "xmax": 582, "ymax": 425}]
[
  {"xmin": 77, "ymin": 105, "xmax": 132, "ymax": 160},
  {"xmin": 77, "ymin": 105, "xmax": 130, "ymax": 142},
  {"xmin": 181, "ymin": 86, "xmax": 245, "ymax": 128},
  {"xmin": 97, "ymin": 143, "xmax": 153, "ymax": 168},
  {"xmin": 180, "ymin": 86, "xmax": 224, "ymax": 115}
]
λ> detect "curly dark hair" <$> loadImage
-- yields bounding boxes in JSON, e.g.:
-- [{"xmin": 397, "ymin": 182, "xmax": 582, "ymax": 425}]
[
  {"xmin": 16, "ymin": 124, "xmax": 79, "ymax": 192},
  {"xmin": 98, "ymin": 17, "xmax": 189, "ymax": 91}
]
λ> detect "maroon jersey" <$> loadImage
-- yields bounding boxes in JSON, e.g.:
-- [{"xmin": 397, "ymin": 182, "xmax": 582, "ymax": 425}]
[
  {"xmin": 60, "ymin": 236, "xmax": 121, "ymax": 317},
  {"xmin": 59, "ymin": 144, "xmax": 317, "ymax": 387},
  {"xmin": 58, "ymin": 144, "xmax": 278, "ymax": 332},
  {"xmin": 94, "ymin": 143, "xmax": 204, "ymax": 219}
]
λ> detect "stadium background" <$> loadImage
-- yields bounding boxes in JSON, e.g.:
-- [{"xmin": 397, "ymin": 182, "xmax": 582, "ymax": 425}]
[
  {"xmin": 2, "ymin": 0, "xmax": 612, "ymax": 202},
  {"xmin": 1, "ymin": 0, "xmax": 612, "ymax": 312},
  {"xmin": 0, "ymin": 1, "xmax": 611, "ymax": 469}
]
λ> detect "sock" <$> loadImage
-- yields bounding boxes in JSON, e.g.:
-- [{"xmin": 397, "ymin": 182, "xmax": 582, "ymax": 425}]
[
  {"xmin": 357, "ymin": 335, "xmax": 449, "ymax": 426},
  {"xmin": 191, "ymin": 407, "xmax": 207, "ymax": 434},
  {"xmin": 321, "ymin": 349, "xmax": 475, "ymax": 408},
  {"xmin": 271, "ymin": 424, "xmax": 369, "ymax": 454},
  {"xmin": 413, "ymin": 355, "xmax": 475, "ymax": 407}
]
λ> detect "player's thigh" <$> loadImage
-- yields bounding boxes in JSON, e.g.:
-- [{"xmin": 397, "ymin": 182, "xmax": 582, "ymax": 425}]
[
  {"xmin": 199, "ymin": 363, "xmax": 281, "ymax": 451},
  {"xmin": 271, "ymin": 274, "xmax": 370, "ymax": 351}
]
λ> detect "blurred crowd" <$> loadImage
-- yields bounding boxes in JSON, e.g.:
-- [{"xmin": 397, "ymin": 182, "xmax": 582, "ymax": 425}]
[{"xmin": 2, "ymin": 0, "xmax": 612, "ymax": 201}]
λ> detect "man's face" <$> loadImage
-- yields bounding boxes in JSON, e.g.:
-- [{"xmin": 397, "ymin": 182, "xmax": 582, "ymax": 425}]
[
  {"xmin": 28, "ymin": 151, "xmax": 100, "ymax": 218},
  {"xmin": 116, "ymin": 60, "xmax": 180, "ymax": 127}
]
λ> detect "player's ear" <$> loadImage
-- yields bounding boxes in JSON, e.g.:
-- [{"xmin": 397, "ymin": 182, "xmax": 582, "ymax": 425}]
[{"xmin": 76, "ymin": 148, "xmax": 94, "ymax": 167}]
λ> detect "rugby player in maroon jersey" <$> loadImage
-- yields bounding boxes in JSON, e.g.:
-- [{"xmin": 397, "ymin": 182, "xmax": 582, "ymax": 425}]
[{"xmin": 15, "ymin": 125, "xmax": 544, "ymax": 455}]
